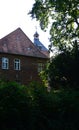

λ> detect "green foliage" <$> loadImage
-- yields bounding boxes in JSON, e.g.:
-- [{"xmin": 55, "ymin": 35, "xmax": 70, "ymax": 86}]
[
  {"xmin": 0, "ymin": 80, "xmax": 79, "ymax": 129},
  {"xmin": 48, "ymin": 45, "xmax": 79, "ymax": 88},
  {"xmin": 39, "ymin": 62, "xmax": 50, "ymax": 86},
  {"xmin": 39, "ymin": 41, "xmax": 79, "ymax": 89},
  {"xmin": 0, "ymin": 81, "xmax": 34, "ymax": 130},
  {"xmin": 30, "ymin": 0, "xmax": 79, "ymax": 51}
]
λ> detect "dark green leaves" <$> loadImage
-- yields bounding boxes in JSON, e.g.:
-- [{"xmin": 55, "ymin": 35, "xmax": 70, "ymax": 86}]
[{"xmin": 30, "ymin": 0, "xmax": 79, "ymax": 51}]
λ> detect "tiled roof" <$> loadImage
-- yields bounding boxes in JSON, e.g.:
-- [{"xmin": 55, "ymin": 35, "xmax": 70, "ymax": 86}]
[
  {"xmin": 34, "ymin": 38, "xmax": 48, "ymax": 51},
  {"xmin": 0, "ymin": 28, "xmax": 48, "ymax": 58}
]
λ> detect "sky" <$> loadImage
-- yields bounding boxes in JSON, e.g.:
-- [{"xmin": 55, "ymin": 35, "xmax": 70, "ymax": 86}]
[{"xmin": 0, "ymin": 0, "xmax": 50, "ymax": 49}]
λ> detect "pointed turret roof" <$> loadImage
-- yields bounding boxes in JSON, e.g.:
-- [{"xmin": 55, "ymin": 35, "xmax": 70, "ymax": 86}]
[{"xmin": 34, "ymin": 31, "xmax": 39, "ymax": 38}]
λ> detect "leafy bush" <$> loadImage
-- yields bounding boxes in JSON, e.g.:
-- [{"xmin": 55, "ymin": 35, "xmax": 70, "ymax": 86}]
[
  {"xmin": 49, "ymin": 48, "xmax": 79, "ymax": 89},
  {"xmin": 0, "ymin": 80, "xmax": 79, "ymax": 130},
  {"xmin": 30, "ymin": 87, "xmax": 79, "ymax": 130},
  {"xmin": 0, "ymin": 81, "xmax": 34, "ymax": 130}
]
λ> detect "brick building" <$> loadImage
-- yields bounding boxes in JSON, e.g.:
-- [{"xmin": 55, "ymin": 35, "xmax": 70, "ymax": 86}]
[{"xmin": 0, "ymin": 28, "xmax": 49, "ymax": 85}]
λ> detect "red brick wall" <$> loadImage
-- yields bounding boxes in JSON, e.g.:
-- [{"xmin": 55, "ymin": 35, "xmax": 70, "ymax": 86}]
[{"xmin": 0, "ymin": 53, "xmax": 48, "ymax": 85}]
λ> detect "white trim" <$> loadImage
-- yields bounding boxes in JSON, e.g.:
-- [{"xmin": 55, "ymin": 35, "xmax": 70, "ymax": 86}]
[{"xmin": 14, "ymin": 59, "xmax": 21, "ymax": 70}]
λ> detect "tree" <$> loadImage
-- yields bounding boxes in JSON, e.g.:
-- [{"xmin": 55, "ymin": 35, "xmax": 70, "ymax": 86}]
[
  {"xmin": 0, "ymin": 81, "xmax": 79, "ymax": 129},
  {"xmin": 48, "ymin": 40, "xmax": 79, "ymax": 88},
  {"xmin": 30, "ymin": 0, "xmax": 79, "ymax": 51}
]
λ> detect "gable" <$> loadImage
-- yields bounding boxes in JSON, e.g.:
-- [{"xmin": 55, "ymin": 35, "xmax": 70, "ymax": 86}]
[{"xmin": 0, "ymin": 28, "xmax": 48, "ymax": 59}]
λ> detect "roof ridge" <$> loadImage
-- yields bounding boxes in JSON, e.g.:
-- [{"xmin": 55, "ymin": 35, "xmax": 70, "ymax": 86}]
[
  {"xmin": 0, "ymin": 28, "xmax": 49, "ymax": 58},
  {"xmin": 0, "ymin": 27, "xmax": 21, "ymax": 40}
]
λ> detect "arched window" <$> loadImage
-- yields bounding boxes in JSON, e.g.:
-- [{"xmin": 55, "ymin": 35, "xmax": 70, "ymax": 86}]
[{"xmin": 2, "ymin": 57, "xmax": 9, "ymax": 69}]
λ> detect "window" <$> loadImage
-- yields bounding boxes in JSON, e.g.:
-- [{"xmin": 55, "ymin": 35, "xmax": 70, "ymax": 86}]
[
  {"xmin": 38, "ymin": 63, "xmax": 44, "ymax": 72},
  {"xmin": 14, "ymin": 59, "xmax": 20, "ymax": 70},
  {"xmin": 2, "ymin": 57, "xmax": 9, "ymax": 69}
]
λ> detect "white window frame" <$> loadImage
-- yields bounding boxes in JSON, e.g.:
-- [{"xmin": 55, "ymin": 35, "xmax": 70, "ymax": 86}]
[
  {"xmin": 2, "ymin": 57, "xmax": 9, "ymax": 69},
  {"xmin": 38, "ymin": 63, "xmax": 43, "ymax": 72},
  {"xmin": 14, "ymin": 59, "xmax": 20, "ymax": 70}
]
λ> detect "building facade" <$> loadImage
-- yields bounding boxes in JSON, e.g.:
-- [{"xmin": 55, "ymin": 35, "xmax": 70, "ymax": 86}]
[{"xmin": 0, "ymin": 28, "xmax": 49, "ymax": 85}]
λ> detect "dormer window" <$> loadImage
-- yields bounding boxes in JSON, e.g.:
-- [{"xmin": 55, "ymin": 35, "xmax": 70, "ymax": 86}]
[
  {"xmin": 14, "ymin": 59, "xmax": 20, "ymax": 70},
  {"xmin": 2, "ymin": 57, "xmax": 9, "ymax": 69}
]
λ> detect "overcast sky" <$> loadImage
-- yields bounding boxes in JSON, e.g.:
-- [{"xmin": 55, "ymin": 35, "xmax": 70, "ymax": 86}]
[{"xmin": 0, "ymin": 0, "xmax": 50, "ymax": 48}]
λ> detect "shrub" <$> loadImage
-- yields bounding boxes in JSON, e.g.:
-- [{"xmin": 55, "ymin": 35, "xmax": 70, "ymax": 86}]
[{"xmin": 0, "ymin": 80, "xmax": 79, "ymax": 130}]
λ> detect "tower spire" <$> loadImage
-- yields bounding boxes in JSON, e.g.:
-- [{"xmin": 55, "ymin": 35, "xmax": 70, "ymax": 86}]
[
  {"xmin": 34, "ymin": 26, "xmax": 39, "ymax": 40},
  {"xmin": 33, "ymin": 28, "xmax": 49, "ymax": 57}
]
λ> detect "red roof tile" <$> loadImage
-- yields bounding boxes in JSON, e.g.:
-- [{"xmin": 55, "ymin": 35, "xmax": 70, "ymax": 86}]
[{"xmin": 0, "ymin": 28, "xmax": 48, "ymax": 58}]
